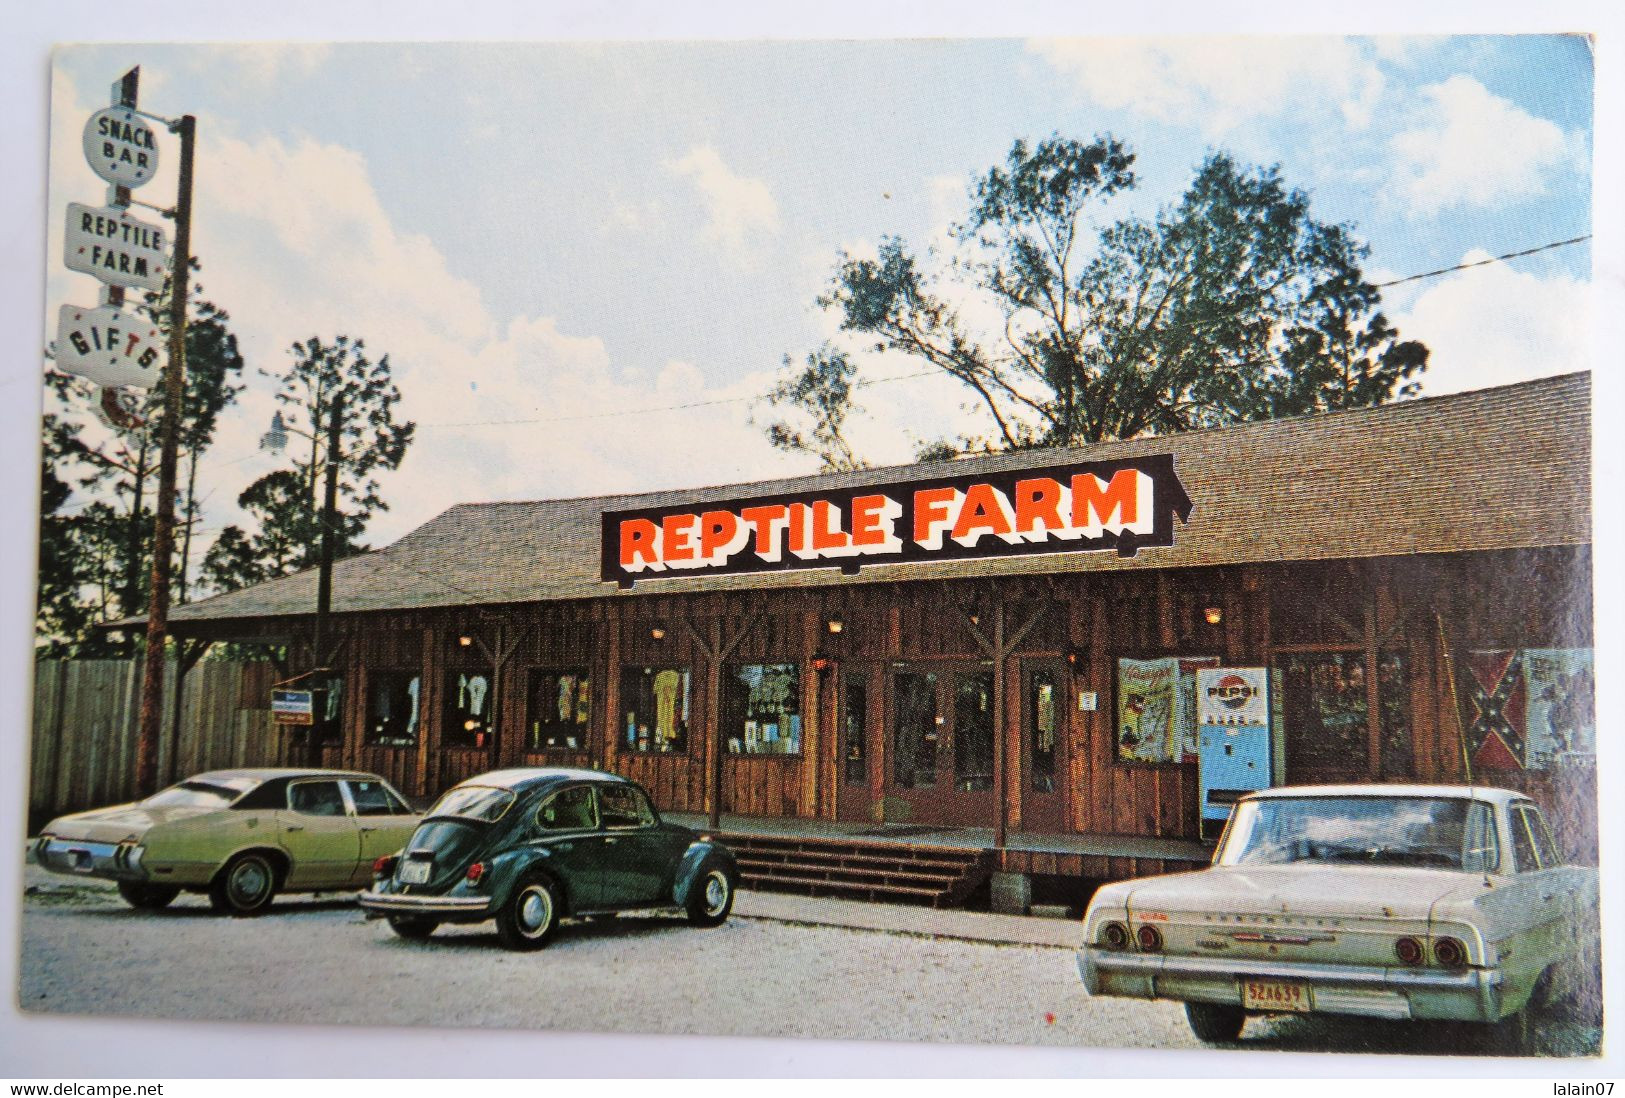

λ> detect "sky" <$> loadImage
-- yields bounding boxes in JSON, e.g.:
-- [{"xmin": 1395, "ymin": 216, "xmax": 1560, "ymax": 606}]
[{"xmin": 38, "ymin": 33, "xmax": 1597, "ymax": 570}]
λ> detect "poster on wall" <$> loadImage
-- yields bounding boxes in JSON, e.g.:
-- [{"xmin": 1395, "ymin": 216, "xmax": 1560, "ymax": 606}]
[
  {"xmin": 1523, "ymin": 648, "xmax": 1595, "ymax": 767},
  {"xmin": 1116, "ymin": 655, "xmax": 1218, "ymax": 762}
]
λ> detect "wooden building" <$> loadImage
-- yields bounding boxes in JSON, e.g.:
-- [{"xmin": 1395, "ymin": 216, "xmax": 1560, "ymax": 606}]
[{"xmin": 155, "ymin": 372, "xmax": 1595, "ymax": 905}]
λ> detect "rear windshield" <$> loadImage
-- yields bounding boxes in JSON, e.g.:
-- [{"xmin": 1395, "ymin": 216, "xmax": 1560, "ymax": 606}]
[
  {"xmin": 1219, "ymin": 796, "xmax": 1498, "ymax": 872},
  {"xmin": 427, "ymin": 785, "xmax": 515, "ymax": 823},
  {"xmin": 142, "ymin": 779, "xmax": 254, "ymax": 810}
]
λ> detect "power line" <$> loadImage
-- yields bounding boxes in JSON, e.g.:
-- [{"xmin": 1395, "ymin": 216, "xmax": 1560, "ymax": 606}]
[
  {"xmin": 1372, "ymin": 235, "xmax": 1590, "ymax": 289},
  {"xmin": 417, "ymin": 369, "xmax": 938, "ymax": 430},
  {"xmin": 406, "ymin": 234, "xmax": 1589, "ymax": 433}
]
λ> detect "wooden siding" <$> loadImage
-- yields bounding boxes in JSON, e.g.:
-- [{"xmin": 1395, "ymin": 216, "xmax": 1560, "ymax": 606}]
[{"xmin": 63, "ymin": 544, "xmax": 1594, "ymax": 872}]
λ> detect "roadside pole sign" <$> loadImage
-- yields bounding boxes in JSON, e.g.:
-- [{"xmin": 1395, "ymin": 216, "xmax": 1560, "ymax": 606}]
[
  {"xmin": 54, "ymin": 303, "xmax": 163, "ymax": 389},
  {"xmin": 83, "ymin": 105, "xmax": 160, "ymax": 187},
  {"xmin": 65, "ymin": 203, "xmax": 169, "ymax": 293},
  {"xmin": 272, "ymin": 689, "xmax": 315, "ymax": 726}
]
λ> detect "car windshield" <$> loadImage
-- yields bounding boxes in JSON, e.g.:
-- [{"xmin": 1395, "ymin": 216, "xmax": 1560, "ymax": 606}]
[
  {"xmin": 141, "ymin": 778, "xmax": 254, "ymax": 809},
  {"xmin": 426, "ymin": 784, "xmax": 515, "ymax": 822},
  {"xmin": 1218, "ymin": 796, "xmax": 1499, "ymax": 871}
]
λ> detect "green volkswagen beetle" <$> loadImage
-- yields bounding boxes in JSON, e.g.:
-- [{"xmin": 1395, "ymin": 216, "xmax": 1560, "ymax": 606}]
[
  {"xmin": 33, "ymin": 768, "xmax": 421, "ymax": 915},
  {"xmin": 358, "ymin": 768, "xmax": 739, "ymax": 950}
]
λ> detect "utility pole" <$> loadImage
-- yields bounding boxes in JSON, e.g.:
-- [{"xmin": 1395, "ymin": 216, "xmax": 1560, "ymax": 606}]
[
  {"xmin": 134, "ymin": 98, "xmax": 197, "ymax": 797},
  {"xmin": 308, "ymin": 391, "xmax": 344, "ymax": 765}
]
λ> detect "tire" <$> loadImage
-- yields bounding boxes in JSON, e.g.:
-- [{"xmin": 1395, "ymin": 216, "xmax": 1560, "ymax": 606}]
[
  {"xmin": 1185, "ymin": 1002, "xmax": 1246, "ymax": 1043},
  {"xmin": 387, "ymin": 916, "xmax": 438, "ymax": 940},
  {"xmin": 117, "ymin": 881, "xmax": 180, "ymax": 910},
  {"xmin": 209, "ymin": 852, "xmax": 279, "ymax": 916},
  {"xmin": 495, "ymin": 875, "xmax": 559, "ymax": 951},
  {"xmin": 685, "ymin": 864, "xmax": 735, "ymax": 928}
]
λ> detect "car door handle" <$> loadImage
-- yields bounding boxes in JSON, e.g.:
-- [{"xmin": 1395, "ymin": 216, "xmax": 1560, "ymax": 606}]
[
  {"xmin": 359, "ymin": 827, "xmax": 377, "ymax": 833},
  {"xmin": 604, "ymin": 836, "xmax": 619, "ymax": 844},
  {"xmin": 285, "ymin": 825, "xmax": 304, "ymax": 833}
]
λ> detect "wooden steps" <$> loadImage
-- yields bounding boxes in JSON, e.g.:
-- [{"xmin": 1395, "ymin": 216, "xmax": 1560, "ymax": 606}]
[{"xmin": 721, "ymin": 831, "xmax": 993, "ymax": 908}]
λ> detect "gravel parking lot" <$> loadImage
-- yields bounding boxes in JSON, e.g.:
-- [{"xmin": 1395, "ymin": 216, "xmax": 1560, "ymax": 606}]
[{"xmin": 15, "ymin": 871, "xmax": 1601, "ymax": 1057}]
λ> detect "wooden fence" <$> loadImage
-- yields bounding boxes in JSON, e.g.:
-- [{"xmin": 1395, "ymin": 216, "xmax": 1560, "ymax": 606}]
[{"xmin": 28, "ymin": 659, "xmax": 300, "ymax": 830}]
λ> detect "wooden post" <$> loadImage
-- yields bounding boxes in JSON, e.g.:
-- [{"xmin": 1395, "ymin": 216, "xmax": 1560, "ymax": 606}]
[
  {"xmin": 134, "ymin": 86, "xmax": 197, "ymax": 796},
  {"xmin": 965, "ymin": 597, "xmax": 1046, "ymax": 849}
]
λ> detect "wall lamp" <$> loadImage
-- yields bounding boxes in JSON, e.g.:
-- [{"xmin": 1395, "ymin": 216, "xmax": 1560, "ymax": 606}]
[
  {"xmin": 650, "ymin": 624, "xmax": 667, "ymax": 641},
  {"xmin": 1203, "ymin": 605, "xmax": 1224, "ymax": 626},
  {"xmin": 826, "ymin": 618, "xmax": 844, "ymax": 635},
  {"xmin": 458, "ymin": 634, "xmax": 473, "ymax": 647}
]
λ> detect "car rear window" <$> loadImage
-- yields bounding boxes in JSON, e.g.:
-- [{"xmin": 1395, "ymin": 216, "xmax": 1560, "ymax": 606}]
[
  {"xmin": 1219, "ymin": 796, "xmax": 1498, "ymax": 871},
  {"xmin": 427, "ymin": 784, "xmax": 515, "ymax": 822},
  {"xmin": 142, "ymin": 779, "xmax": 253, "ymax": 809}
]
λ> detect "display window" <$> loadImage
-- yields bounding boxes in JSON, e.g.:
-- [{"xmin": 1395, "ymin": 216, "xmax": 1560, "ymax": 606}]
[
  {"xmin": 442, "ymin": 669, "xmax": 494, "ymax": 749},
  {"xmin": 842, "ymin": 674, "xmax": 867, "ymax": 784},
  {"xmin": 526, "ymin": 668, "xmax": 591, "ymax": 751},
  {"xmin": 724, "ymin": 663, "xmax": 802, "ymax": 755},
  {"xmin": 365, "ymin": 671, "xmax": 421, "ymax": 747}
]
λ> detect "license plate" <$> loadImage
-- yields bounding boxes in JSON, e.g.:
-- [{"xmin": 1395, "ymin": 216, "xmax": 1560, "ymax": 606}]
[
  {"xmin": 1241, "ymin": 979, "xmax": 1312, "ymax": 1012},
  {"xmin": 400, "ymin": 860, "xmax": 431, "ymax": 884}
]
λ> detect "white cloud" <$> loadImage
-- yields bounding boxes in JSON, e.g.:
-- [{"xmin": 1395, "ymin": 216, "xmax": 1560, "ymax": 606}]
[
  {"xmin": 45, "ymin": 65, "xmax": 804, "ymax": 568},
  {"xmin": 1027, "ymin": 36, "xmax": 1386, "ymax": 135},
  {"xmin": 1389, "ymin": 75, "xmax": 1579, "ymax": 214},
  {"xmin": 663, "ymin": 144, "xmax": 780, "ymax": 262},
  {"xmin": 1391, "ymin": 252, "xmax": 1589, "ymax": 397}
]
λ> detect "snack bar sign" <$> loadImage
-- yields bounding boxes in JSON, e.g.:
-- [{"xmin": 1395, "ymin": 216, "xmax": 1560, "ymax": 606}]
[{"xmin": 601, "ymin": 455, "xmax": 1192, "ymax": 587}]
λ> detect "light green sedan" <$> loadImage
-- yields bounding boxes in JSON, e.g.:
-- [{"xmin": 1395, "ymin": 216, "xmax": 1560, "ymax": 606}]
[{"xmin": 33, "ymin": 768, "xmax": 421, "ymax": 915}]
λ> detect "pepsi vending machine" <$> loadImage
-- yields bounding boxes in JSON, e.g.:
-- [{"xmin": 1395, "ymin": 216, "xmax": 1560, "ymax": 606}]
[{"xmin": 1196, "ymin": 668, "xmax": 1276, "ymax": 839}]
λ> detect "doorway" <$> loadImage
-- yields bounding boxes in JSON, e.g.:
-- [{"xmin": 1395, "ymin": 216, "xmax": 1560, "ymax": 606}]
[{"xmin": 885, "ymin": 663, "xmax": 996, "ymax": 828}]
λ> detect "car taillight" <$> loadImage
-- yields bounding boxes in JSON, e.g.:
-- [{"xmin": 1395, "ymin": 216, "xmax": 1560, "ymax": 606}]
[
  {"xmin": 1100, "ymin": 922, "xmax": 1130, "ymax": 951},
  {"xmin": 1395, "ymin": 936, "xmax": 1424, "ymax": 966},
  {"xmin": 1433, "ymin": 936, "xmax": 1467, "ymax": 968},
  {"xmin": 1136, "ymin": 924, "xmax": 1163, "ymax": 953},
  {"xmin": 466, "ymin": 862, "xmax": 486, "ymax": 884},
  {"xmin": 373, "ymin": 854, "xmax": 398, "ymax": 878}
]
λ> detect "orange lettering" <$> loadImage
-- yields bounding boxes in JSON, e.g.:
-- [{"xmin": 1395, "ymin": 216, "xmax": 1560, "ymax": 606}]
[
  {"xmin": 951, "ymin": 482, "xmax": 1012, "ymax": 542},
  {"xmin": 619, "ymin": 518, "xmax": 661, "ymax": 568},
  {"xmin": 1071, "ymin": 469, "xmax": 1139, "ymax": 528},
  {"xmin": 741, "ymin": 504, "xmax": 788, "ymax": 556},
  {"xmin": 698, "ymin": 510, "xmax": 740, "ymax": 559},
  {"xmin": 661, "ymin": 513, "xmax": 697, "ymax": 562},
  {"xmin": 850, "ymin": 494, "xmax": 891, "ymax": 547},
  {"xmin": 1013, "ymin": 477, "xmax": 1063, "ymax": 534},
  {"xmin": 913, "ymin": 487, "xmax": 957, "ymax": 546},
  {"xmin": 809, "ymin": 500, "xmax": 850, "ymax": 551}
]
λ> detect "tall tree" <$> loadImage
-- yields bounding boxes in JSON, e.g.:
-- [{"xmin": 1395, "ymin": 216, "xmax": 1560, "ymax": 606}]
[
  {"xmin": 202, "ymin": 335, "xmax": 413, "ymax": 593},
  {"xmin": 769, "ymin": 136, "xmax": 1427, "ymax": 463},
  {"xmin": 758, "ymin": 346, "xmax": 870, "ymax": 472}
]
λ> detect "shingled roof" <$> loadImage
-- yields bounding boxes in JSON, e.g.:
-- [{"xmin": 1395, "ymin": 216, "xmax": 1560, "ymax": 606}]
[{"xmin": 165, "ymin": 371, "xmax": 1591, "ymax": 624}]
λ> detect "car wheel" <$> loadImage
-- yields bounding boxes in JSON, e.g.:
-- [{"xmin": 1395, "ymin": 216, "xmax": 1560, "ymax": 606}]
[
  {"xmin": 685, "ymin": 864, "xmax": 734, "ymax": 928},
  {"xmin": 209, "ymin": 852, "xmax": 278, "ymax": 916},
  {"xmin": 387, "ymin": 916, "xmax": 438, "ymax": 940},
  {"xmin": 1185, "ymin": 1002, "xmax": 1246, "ymax": 1043},
  {"xmin": 495, "ymin": 875, "xmax": 559, "ymax": 951},
  {"xmin": 117, "ymin": 881, "xmax": 180, "ymax": 910}
]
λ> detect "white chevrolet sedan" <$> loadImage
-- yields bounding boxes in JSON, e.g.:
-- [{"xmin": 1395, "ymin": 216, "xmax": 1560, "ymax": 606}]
[{"xmin": 1077, "ymin": 785, "xmax": 1599, "ymax": 1043}]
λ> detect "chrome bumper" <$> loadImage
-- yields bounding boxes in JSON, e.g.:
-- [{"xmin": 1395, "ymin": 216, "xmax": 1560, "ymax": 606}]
[
  {"xmin": 1078, "ymin": 947, "xmax": 1502, "ymax": 1022},
  {"xmin": 357, "ymin": 889, "xmax": 492, "ymax": 919},
  {"xmin": 34, "ymin": 837, "xmax": 146, "ymax": 882}
]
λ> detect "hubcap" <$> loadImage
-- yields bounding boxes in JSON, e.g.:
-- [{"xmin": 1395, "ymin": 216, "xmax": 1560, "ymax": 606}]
[
  {"xmin": 704, "ymin": 871, "xmax": 728, "ymax": 915},
  {"xmin": 231, "ymin": 860, "xmax": 269, "ymax": 904},
  {"xmin": 518, "ymin": 886, "xmax": 551, "ymax": 935}
]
